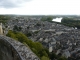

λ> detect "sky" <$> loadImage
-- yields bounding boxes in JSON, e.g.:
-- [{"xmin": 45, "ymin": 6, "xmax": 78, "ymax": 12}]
[{"xmin": 0, "ymin": 0, "xmax": 80, "ymax": 15}]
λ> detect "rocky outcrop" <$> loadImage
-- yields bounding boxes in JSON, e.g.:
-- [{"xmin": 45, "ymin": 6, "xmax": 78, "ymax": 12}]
[{"xmin": 0, "ymin": 35, "xmax": 40, "ymax": 60}]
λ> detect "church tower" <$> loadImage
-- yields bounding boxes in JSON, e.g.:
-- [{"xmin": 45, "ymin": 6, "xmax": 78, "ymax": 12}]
[{"xmin": 0, "ymin": 23, "xmax": 3, "ymax": 35}]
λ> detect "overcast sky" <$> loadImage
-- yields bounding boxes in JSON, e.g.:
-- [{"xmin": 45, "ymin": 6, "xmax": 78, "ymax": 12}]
[{"xmin": 0, "ymin": 0, "xmax": 80, "ymax": 15}]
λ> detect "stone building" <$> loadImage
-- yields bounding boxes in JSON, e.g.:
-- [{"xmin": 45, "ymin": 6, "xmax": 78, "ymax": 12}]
[{"xmin": 0, "ymin": 23, "xmax": 3, "ymax": 35}]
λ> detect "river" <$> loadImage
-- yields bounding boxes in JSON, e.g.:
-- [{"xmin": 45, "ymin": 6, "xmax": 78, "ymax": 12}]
[{"xmin": 52, "ymin": 17, "xmax": 63, "ymax": 22}]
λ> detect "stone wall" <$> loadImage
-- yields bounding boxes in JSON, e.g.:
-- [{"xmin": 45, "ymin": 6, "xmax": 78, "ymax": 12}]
[{"xmin": 0, "ymin": 35, "xmax": 40, "ymax": 60}]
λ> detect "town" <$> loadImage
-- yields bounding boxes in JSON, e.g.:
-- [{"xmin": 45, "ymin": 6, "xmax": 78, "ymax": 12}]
[{"xmin": 2, "ymin": 16, "xmax": 80, "ymax": 60}]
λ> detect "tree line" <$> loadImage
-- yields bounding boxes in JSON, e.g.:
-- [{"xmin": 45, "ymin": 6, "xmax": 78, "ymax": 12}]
[
  {"xmin": 0, "ymin": 15, "xmax": 11, "ymax": 24},
  {"xmin": 61, "ymin": 17, "xmax": 80, "ymax": 29}
]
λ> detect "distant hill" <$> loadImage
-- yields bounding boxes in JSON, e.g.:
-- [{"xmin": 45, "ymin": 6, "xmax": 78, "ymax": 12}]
[{"xmin": 0, "ymin": 15, "xmax": 11, "ymax": 24}]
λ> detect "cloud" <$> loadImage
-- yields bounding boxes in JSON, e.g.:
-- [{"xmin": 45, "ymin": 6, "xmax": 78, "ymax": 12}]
[
  {"xmin": 0, "ymin": 0, "xmax": 31, "ymax": 8},
  {"xmin": 0, "ymin": 0, "xmax": 80, "ymax": 15}
]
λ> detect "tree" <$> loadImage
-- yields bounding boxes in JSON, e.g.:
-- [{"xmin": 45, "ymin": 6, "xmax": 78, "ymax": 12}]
[
  {"xmin": 58, "ymin": 56, "xmax": 67, "ymax": 60},
  {"xmin": 41, "ymin": 16, "xmax": 53, "ymax": 22},
  {"xmin": 13, "ymin": 25, "xmax": 22, "ymax": 31},
  {"xmin": 61, "ymin": 17, "xmax": 80, "ymax": 29},
  {"xmin": 26, "ymin": 32, "xmax": 32, "ymax": 37},
  {"xmin": 0, "ymin": 15, "xmax": 11, "ymax": 24},
  {"xmin": 41, "ymin": 56, "xmax": 50, "ymax": 60},
  {"xmin": 49, "ymin": 52, "xmax": 57, "ymax": 60}
]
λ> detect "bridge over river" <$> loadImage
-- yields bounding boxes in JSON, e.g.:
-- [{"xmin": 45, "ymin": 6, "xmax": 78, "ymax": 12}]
[{"xmin": 0, "ymin": 35, "xmax": 40, "ymax": 60}]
